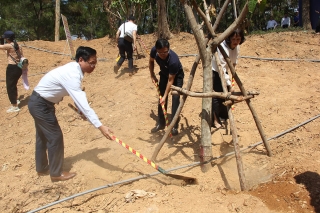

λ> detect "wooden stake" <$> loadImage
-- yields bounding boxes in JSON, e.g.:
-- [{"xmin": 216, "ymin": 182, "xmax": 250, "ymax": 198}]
[{"xmin": 214, "ymin": 51, "xmax": 246, "ymax": 191}]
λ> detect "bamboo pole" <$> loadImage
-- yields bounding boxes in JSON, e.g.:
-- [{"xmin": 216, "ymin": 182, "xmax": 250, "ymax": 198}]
[{"xmin": 218, "ymin": 45, "xmax": 272, "ymax": 157}]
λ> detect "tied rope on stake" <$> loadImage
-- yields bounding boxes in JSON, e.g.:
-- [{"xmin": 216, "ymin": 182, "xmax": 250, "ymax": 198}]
[
  {"xmin": 67, "ymin": 103, "xmax": 197, "ymax": 184},
  {"xmin": 153, "ymin": 81, "xmax": 173, "ymax": 140}
]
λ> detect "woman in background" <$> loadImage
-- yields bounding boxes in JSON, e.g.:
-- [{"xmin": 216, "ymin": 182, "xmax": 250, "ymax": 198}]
[
  {"xmin": 0, "ymin": 30, "xmax": 24, "ymax": 113},
  {"xmin": 211, "ymin": 28, "xmax": 245, "ymax": 128}
]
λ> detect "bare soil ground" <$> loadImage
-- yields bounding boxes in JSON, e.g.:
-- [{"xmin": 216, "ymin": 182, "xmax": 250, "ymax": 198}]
[{"xmin": 0, "ymin": 31, "xmax": 320, "ymax": 213}]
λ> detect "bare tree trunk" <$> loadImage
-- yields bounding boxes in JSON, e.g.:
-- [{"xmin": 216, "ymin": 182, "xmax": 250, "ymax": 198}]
[
  {"xmin": 302, "ymin": 0, "xmax": 312, "ymax": 30},
  {"xmin": 157, "ymin": 0, "xmax": 173, "ymax": 39},
  {"xmin": 184, "ymin": 2, "xmax": 213, "ymax": 172},
  {"xmin": 55, "ymin": 0, "xmax": 60, "ymax": 42},
  {"xmin": 103, "ymin": 0, "xmax": 122, "ymax": 33}
]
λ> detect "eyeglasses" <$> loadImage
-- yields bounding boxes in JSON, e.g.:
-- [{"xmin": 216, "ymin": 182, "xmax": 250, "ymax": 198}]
[
  {"xmin": 86, "ymin": 61, "xmax": 97, "ymax": 68},
  {"xmin": 157, "ymin": 50, "xmax": 170, "ymax": 55}
]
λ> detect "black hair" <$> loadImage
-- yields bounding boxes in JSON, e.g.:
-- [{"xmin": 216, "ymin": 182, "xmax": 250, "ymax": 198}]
[
  {"xmin": 155, "ymin": 38, "xmax": 170, "ymax": 50},
  {"xmin": 75, "ymin": 46, "xmax": 96, "ymax": 62},
  {"xmin": 128, "ymin": 15, "xmax": 135, "ymax": 21},
  {"xmin": 13, "ymin": 40, "xmax": 19, "ymax": 52},
  {"xmin": 225, "ymin": 28, "xmax": 246, "ymax": 45},
  {"xmin": 2, "ymin": 31, "xmax": 19, "ymax": 51}
]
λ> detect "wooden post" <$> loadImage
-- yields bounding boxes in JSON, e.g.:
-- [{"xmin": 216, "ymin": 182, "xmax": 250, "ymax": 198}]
[
  {"xmin": 55, "ymin": 0, "xmax": 60, "ymax": 42},
  {"xmin": 214, "ymin": 52, "xmax": 246, "ymax": 190}
]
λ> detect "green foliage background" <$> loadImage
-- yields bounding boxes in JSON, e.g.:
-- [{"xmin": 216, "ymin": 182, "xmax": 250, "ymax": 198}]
[{"xmin": 0, "ymin": 0, "xmax": 300, "ymax": 41}]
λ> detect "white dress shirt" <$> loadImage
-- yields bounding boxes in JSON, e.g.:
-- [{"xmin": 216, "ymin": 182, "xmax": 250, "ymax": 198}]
[
  {"xmin": 34, "ymin": 61, "xmax": 102, "ymax": 128},
  {"xmin": 212, "ymin": 40, "xmax": 239, "ymax": 86},
  {"xmin": 266, "ymin": 20, "xmax": 278, "ymax": 29},
  {"xmin": 281, "ymin": 17, "xmax": 290, "ymax": 27}
]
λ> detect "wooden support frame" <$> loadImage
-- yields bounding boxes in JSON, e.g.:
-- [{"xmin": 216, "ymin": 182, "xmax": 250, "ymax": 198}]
[{"xmin": 151, "ymin": 0, "xmax": 271, "ymax": 191}]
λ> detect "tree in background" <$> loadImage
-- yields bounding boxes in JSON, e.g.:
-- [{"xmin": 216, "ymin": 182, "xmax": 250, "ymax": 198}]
[
  {"xmin": 64, "ymin": 0, "xmax": 110, "ymax": 40},
  {"xmin": 157, "ymin": 0, "xmax": 173, "ymax": 39},
  {"xmin": 103, "ymin": 0, "xmax": 151, "ymax": 37},
  {"xmin": 301, "ymin": 0, "xmax": 312, "ymax": 29},
  {"xmin": 0, "ymin": 0, "xmax": 56, "ymax": 40},
  {"xmin": 0, "ymin": 0, "xmax": 314, "ymax": 41}
]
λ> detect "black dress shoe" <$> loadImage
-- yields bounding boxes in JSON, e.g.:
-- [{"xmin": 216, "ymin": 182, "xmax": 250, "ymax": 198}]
[
  {"xmin": 151, "ymin": 124, "xmax": 165, "ymax": 133},
  {"xmin": 171, "ymin": 128, "xmax": 179, "ymax": 136}
]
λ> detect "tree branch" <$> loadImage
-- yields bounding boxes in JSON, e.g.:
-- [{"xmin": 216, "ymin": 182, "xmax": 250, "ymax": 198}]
[{"xmin": 171, "ymin": 85, "xmax": 243, "ymax": 100}]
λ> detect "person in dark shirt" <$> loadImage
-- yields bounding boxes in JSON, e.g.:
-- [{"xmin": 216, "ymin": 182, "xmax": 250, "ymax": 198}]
[
  {"xmin": 293, "ymin": 11, "xmax": 299, "ymax": 27},
  {"xmin": 149, "ymin": 38, "xmax": 184, "ymax": 136},
  {"xmin": 316, "ymin": 10, "xmax": 320, "ymax": 34}
]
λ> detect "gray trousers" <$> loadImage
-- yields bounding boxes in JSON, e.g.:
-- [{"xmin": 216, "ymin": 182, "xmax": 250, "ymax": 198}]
[{"xmin": 28, "ymin": 91, "xmax": 64, "ymax": 177}]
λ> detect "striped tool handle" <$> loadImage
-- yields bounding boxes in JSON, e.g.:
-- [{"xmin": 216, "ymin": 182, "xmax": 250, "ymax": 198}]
[
  {"xmin": 111, "ymin": 135, "xmax": 167, "ymax": 174},
  {"xmin": 67, "ymin": 103, "xmax": 167, "ymax": 175},
  {"xmin": 154, "ymin": 82, "xmax": 173, "ymax": 138},
  {"xmin": 137, "ymin": 35, "xmax": 149, "ymax": 54}
]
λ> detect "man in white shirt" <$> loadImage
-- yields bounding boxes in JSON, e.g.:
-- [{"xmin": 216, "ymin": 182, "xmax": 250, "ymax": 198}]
[
  {"xmin": 114, "ymin": 15, "xmax": 137, "ymax": 76},
  {"xmin": 28, "ymin": 46, "xmax": 114, "ymax": 182},
  {"xmin": 281, "ymin": 13, "xmax": 290, "ymax": 28},
  {"xmin": 266, "ymin": 16, "xmax": 277, "ymax": 30}
]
